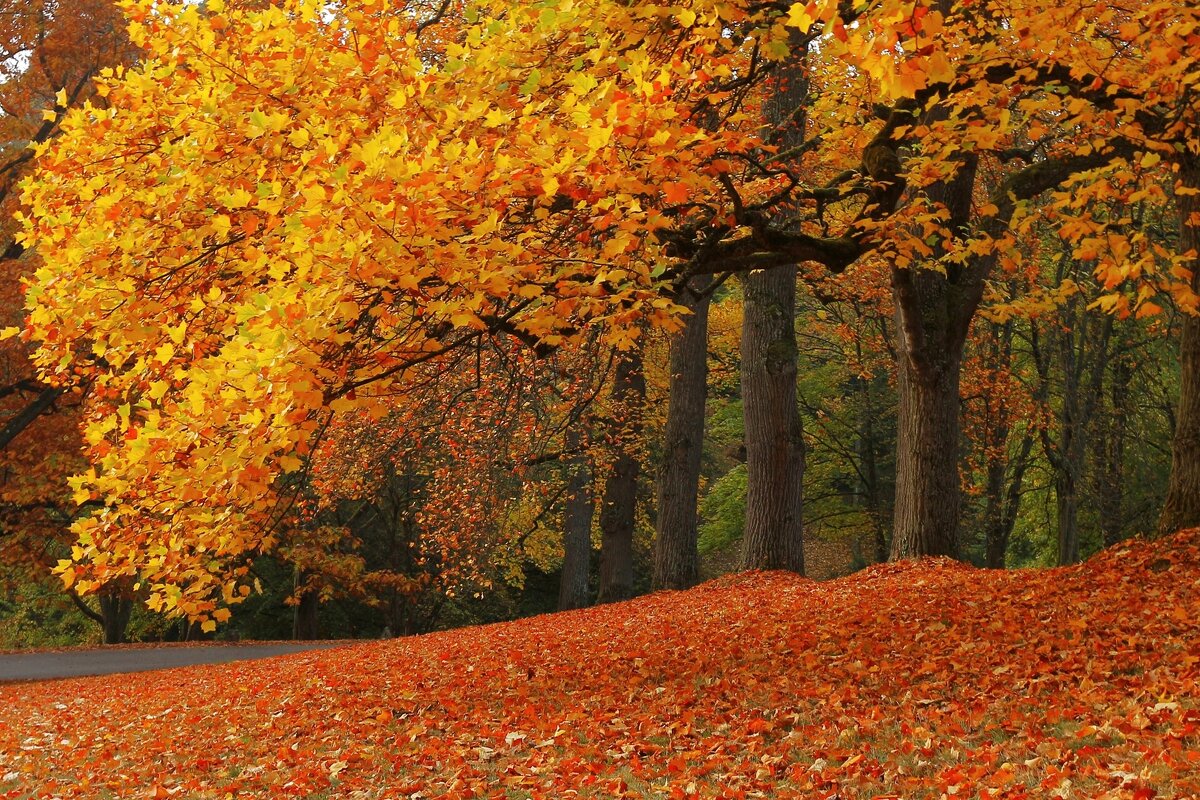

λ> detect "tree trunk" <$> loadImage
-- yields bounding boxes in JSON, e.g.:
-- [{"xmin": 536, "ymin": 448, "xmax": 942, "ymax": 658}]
[
  {"xmin": 977, "ymin": 319, "xmax": 1032, "ymax": 569},
  {"xmin": 597, "ymin": 351, "xmax": 644, "ymax": 603},
  {"xmin": 859, "ymin": 386, "xmax": 890, "ymax": 565},
  {"xmin": 982, "ymin": 457, "xmax": 1008, "ymax": 568},
  {"xmin": 983, "ymin": 430, "xmax": 1034, "ymax": 568},
  {"xmin": 1055, "ymin": 470, "xmax": 1080, "ymax": 565},
  {"xmin": 1053, "ymin": 309, "xmax": 1112, "ymax": 565},
  {"xmin": 653, "ymin": 276, "xmax": 712, "ymax": 590},
  {"xmin": 559, "ymin": 450, "xmax": 594, "ymax": 610},
  {"xmin": 292, "ymin": 570, "xmax": 319, "ymax": 640},
  {"xmin": 888, "ymin": 125, "xmax": 977, "ymax": 561},
  {"xmin": 97, "ymin": 591, "xmax": 132, "ymax": 645},
  {"xmin": 1096, "ymin": 352, "xmax": 1131, "ymax": 547},
  {"xmin": 1053, "ymin": 321, "xmax": 1083, "ymax": 566},
  {"xmin": 1031, "ymin": 288, "xmax": 1112, "ymax": 565},
  {"xmin": 1160, "ymin": 158, "xmax": 1200, "ymax": 535},
  {"xmin": 891, "ymin": 338, "xmax": 962, "ymax": 559},
  {"xmin": 739, "ymin": 267, "xmax": 805, "ymax": 573}
]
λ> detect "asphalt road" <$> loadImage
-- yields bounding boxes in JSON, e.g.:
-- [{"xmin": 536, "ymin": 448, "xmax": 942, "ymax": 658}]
[{"xmin": 0, "ymin": 642, "xmax": 346, "ymax": 682}]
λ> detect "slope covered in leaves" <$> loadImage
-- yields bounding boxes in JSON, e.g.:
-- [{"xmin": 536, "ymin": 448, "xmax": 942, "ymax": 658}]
[{"xmin": 2, "ymin": 533, "xmax": 1199, "ymax": 799}]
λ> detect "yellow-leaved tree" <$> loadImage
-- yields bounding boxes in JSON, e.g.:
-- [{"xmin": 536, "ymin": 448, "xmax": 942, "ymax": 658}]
[{"xmin": 16, "ymin": 0, "xmax": 1200, "ymax": 621}]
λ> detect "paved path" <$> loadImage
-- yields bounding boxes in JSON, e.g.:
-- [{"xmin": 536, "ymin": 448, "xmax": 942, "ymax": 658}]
[{"xmin": 0, "ymin": 642, "xmax": 347, "ymax": 682}]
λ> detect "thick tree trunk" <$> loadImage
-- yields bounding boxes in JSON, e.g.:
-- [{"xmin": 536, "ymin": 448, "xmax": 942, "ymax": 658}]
[
  {"xmin": 739, "ymin": 267, "xmax": 805, "ymax": 573},
  {"xmin": 597, "ymin": 351, "xmax": 644, "ymax": 603},
  {"xmin": 891, "ymin": 343, "xmax": 962, "ymax": 559},
  {"xmin": 653, "ymin": 276, "xmax": 712, "ymax": 590},
  {"xmin": 888, "ymin": 129, "xmax": 977, "ymax": 561},
  {"xmin": 1160, "ymin": 158, "xmax": 1200, "ymax": 535},
  {"xmin": 559, "ymin": 451, "xmax": 594, "ymax": 610},
  {"xmin": 97, "ymin": 591, "xmax": 132, "ymax": 645}
]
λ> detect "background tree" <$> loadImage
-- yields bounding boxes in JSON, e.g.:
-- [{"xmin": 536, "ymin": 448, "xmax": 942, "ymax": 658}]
[{"xmin": 0, "ymin": 0, "xmax": 134, "ymax": 644}]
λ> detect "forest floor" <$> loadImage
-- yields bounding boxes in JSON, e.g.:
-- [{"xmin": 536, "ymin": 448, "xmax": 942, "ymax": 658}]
[{"xmin": 1, "ymin": 532, "xmax": 1198, "ymax": 799}]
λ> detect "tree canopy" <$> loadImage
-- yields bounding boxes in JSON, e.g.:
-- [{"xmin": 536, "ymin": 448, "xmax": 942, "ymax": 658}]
[{"xmin": 12, "ymin": 0, "xmax": 1200, "ymax": 621}]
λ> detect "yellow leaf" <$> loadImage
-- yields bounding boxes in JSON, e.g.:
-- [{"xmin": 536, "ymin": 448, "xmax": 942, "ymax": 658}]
[
  {"xmin": 302, "ymin": 183, "xmax": 327, "ymax": 203},
  {"xmin": 225, "ymin": 188, "xmax": 254, "ymax": 209},
  {"xmin": 786, "ymin": 2, "xmax": 817, "ymax": 30}
]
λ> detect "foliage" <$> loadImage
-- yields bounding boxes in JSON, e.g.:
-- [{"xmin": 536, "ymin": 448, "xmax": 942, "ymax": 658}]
[
  {"xmin": 698, "ymin": 463, "xmax": 746, "ymax": 555},
  {"xmin": 11, "ymin": 0, "xmax": 1200, "ymax": 621},
  {"xmin": 0, "ymin": 577, "xmax": 97, "ymax": 649},
  {"xmin": 1, "ymin": 533, "xmax": 1197, "ymax": 797},
  {"xmin": 16, "ymin": 0, "xmax": 760, "ymax": 620},
  {"xmin": 0, "ymin": 0, "xmax": 136, "ymax": 640}
]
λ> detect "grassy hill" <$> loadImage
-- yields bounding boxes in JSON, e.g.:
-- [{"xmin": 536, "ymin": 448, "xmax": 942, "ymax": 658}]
[{"xmin": 2, "ymin": 532, "xmax": 1199, "ymax": 799}]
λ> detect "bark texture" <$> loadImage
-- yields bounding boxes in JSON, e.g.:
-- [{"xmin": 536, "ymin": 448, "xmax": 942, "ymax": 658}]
[
  {"xmin": 597, "ymin": 351, "xmax": 645, "ymax": 603},
  {"xmin": 740, "ymin": 266, "xmax": 805, "ymax": 573},
  {"xmin": 1160, "ymin": 158, "xmax": 1200, "ymax": 535},
  {"xmin": 891, "ymin": 327, "xmax": 962, "ymax": 560},
  {"xmin": 653, "ymin": 276, "xmax": 712, "ymax": 590},
  {"xmin": 888, "ymin": 133, "xmax": 977, "ymax": 561}
]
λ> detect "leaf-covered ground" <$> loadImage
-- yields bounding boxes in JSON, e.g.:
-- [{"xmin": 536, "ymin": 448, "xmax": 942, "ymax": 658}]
[{"xmin": 2, "ymin": 533, "xmax": 1199, "ymax": 799}]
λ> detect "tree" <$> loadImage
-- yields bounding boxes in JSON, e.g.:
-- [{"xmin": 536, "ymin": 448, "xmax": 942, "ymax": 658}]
[
  {"xmin": 737, "ymin": 35, "xmax": 807, "ymax": 574},
  {"xmin": 1031, "ymin": 269, "xmax": 1115, "ymax": 566},
  {"xmin": 961, "ymin": 312, "xmax": 1037, "ymax": 569},
  {"xmin": 558, "ymin": 445, "xmax": 594, "ymax": 610},
  {"xmin": 302, "ymin": 339, "xmax": 570, "ymax": 635},
  {"xmin": 653, "ymin": 275, "xmax": 711, "ymax": 590},
  {"xmin": 19, "ymin": 0, "xmax": 775, "ymax": 620},
  {"xmin": 597, "ymin": 349, "xmax": 645, "ymax": 603},
  {"xmin": 1159, "ymin": 155, "xmax": 1200, "ymax": 534},
  {"xmin": 0, "ymin": 0, "xmax": 133, "ymax": 643},
  {"xmin": 739, "ymin": 266, "xmax": 805, "ymax": 571},
  {"xmin": 18, "ymin": 0, "xmax": 1200, "ymax": 623}
]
